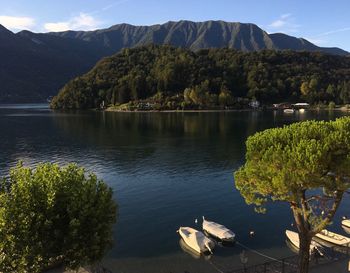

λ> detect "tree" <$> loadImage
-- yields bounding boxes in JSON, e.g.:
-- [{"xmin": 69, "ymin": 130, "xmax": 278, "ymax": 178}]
[
  {"xmin": 189, "ymin": 81, "xmax": 210, "ymax": 106},
  {"xmin": 326, "ymin": 84, "xmax": 335, "ymax": 99},
  {"xmin": 0, "ymin": 162, "xmax": 117, "ymax": 273},
  {"xmin": 183, "ymin": 88, "xmax": 192, "ymax": 104},
  {"xmin": 300, "ymin": 82, "xmax": 310, "ymax": 96},
  {"xmin": 218, "ymin": 85, "xmax": 233, "ymax": 107},
  {"xmin": 308, "ymin": 77, "xmax": 319, "ymax": 93},
  {"xmin": 340, "ymin": 81, "xmax": 350, "ymax": 104},
  {"xmin": 234, "ymin": 117, "xmax": 350, "ymax": 273}
]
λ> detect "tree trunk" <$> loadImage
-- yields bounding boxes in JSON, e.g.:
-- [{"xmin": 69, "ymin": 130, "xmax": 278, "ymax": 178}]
[{"xmin": 298, "ymin": 232, "xmax": 312, "ymax": 273}]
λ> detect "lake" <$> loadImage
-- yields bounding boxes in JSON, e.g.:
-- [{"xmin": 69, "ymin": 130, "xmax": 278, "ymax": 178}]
[{"xmin": 0, "ymin": 104, "xmax": 349, "ymax": 273}]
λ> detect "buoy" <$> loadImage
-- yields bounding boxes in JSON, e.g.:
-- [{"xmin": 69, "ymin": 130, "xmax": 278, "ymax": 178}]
[
  {"xmin": 343, "ymin": 216, "xmax": 347, "ymax": 220},
  {"xmin": 291, "ymin": 223, "xmax": 294, "ymax": 227},
  {"xmin": 249, "ymin": 230, "xmax": 255, "ymax": 236},
  {"xmin": 195, "ymin": 218, "xmax": 198, "ymax": 224}
]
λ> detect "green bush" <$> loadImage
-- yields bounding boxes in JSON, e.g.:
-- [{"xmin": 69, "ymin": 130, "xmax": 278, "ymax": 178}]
[
  {"xmin": 328, "ymin": 101, "xmax": 336, "ymax": 109},
  {"xmin": 0, "ymin": 162, "xmax": 117, "ymax": 273}
]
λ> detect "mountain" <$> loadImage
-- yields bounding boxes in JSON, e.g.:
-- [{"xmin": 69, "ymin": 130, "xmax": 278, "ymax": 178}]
[
  {"xmin": 48, "ymin": 20, "xmax": 348, "ymax": 55},
  {"xmin": 50, "ymin": 45, "xmax": 350, "ymax": 110},
  {"xmin": 0, "ymin": 20, "xmax": 348, "ymax": 103},
  {"xmin": 269, "ymin": 33, "xmax": 347, "ymax": 56},
  {"xmin": 0, "ymin": 26, "xmax": 111, "ymax": 102}
]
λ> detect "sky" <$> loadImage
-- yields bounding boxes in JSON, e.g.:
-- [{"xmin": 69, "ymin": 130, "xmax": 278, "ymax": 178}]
[{"xmin": 0, "ymin": 0, "xmax": 350, "ymax": 51}]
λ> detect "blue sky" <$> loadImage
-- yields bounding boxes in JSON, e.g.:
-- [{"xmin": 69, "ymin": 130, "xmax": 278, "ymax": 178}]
[{"xmin": 0, "ymin": 0, "xmax": 350, "ymax": 51}]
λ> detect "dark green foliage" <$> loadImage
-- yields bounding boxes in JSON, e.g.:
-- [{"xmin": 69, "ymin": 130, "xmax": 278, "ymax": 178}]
[
  {"xmin": 234, "ymin": 117, "xmax": 350, "ymax": 273},
  {"xmin": 0, "ymin": 162, "xmax": 117, "ymax": 273},
  {"xmin": 1, "ymin": 21, "xmax": 349, "ymax": 103},
  {"xmin": 51, "ymin": 45, "xmax": 350, "ymax": 109}
]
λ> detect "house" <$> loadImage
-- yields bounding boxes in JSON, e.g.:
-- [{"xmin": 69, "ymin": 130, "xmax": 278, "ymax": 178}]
[
  {"xmin": 273, "ymin": 102, "xmax": 292, "ymax": 109},
  {"xmin": 249, "ymin": 100, "xmax": 260, "ymax": 109},
  {"xmin": 292, "ymin": 103, "xmax": 310, "ymax": 109}
]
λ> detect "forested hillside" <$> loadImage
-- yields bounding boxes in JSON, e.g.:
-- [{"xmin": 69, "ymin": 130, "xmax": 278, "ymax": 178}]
[
  {"xmin": 0, "ymin": 20, "xmax": 348, "ymax": 103},
  {"xmin": 51, "ymin": 45, "xmax": 350, "ymax": 110}
]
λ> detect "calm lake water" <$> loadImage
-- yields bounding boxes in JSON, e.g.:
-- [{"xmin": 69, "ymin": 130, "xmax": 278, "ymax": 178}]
[{"xmin": 0, "ymin": 104, "xmax": 349, "ymax": 273}]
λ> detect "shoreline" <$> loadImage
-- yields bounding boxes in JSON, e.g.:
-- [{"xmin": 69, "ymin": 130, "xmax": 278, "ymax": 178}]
[
  {"xmin": 105, "ymin": 108, "xmax": 256, "ymax": 113},
  {"xmin": 104, "ymin": 107, "xmax": 350, "ymax": 113}
]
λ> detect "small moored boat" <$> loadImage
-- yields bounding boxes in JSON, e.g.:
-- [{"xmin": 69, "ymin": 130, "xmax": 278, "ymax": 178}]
[
  {"xmin": 202, "ymin": 216, "xmax": 235, "ymax": 243},
  {"xmin": 179, "ymin": 239, "xmax": 201, "ymax": 259},
  {"xmin": 314, "ymin": 229, "xmax": 350, "ymax": 246},
  {"xmin": 284, "ymin": 109, "xmax": 295, "ymax": 114},
  {"xmin": 342, "ymin": 220, "xmax": 350, "ymax": 234},
  {"xmin": 342, "ymin": 219, "xmax": 350, "ymax": 228},
  {"xmin": 178, "ymin": 227, "xmax": 215, "ymax": 254},
  {"xmin": 286, "ymin": 230, "xmax": 321, "ymax": 255}
]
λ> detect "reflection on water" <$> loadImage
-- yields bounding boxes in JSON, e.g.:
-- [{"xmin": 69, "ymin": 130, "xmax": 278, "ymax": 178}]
[{"xmin": 0, "ymin": 105, "xmax": 349, "ymax": 272}]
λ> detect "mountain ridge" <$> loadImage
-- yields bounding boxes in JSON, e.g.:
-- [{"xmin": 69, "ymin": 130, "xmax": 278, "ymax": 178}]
[
  {"xmin": 0, "ymin": 20, "xmax": 348, "ymax": 103},
  {"xmin": 43, "ymin": 20, "xmax": 348, "ymax": 54}
]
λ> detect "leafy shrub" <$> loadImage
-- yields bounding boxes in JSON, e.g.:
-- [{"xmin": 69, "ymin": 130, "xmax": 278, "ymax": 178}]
[{"xmin": 0, "ymin": 162, "xmax": 117, "ymax": 273}]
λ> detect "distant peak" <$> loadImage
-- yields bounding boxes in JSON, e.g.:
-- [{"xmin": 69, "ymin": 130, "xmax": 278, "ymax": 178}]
[{"xmin": 0, "ymin": 24, "xmax": 13, "ymax": 34}]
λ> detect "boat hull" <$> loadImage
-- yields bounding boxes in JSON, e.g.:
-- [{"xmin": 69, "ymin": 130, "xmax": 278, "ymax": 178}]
[
  {"xmin": 178, "ymin": 227, "xmax": 215, "ymax": 254},
  {"xmin": 286, "ymin": 239, "xmax": 299, "ymax": 255},
  {"xmin": 179, "ymin": 239, "xmax": 201, "ymax": 259},
  {"xmin": 202, "ymin": 217, "xmax": 235, "ymax": 244},
  {"xmin": 314, "ymin": 229, "xmax": 350, "ymax": 247},
  {"xmin": 203, "ymin": 230, "xmax": 235, "ymax": 245},
  {"xmin": 342, "ymin": 219, "xmax": 350, "ymax": 228},
  {"xmin": 285, "ymin": 230, "xmax": 319, "ymax": 255},
  {"xmin": 342, "ymin": 225, "xmax": 350, "ymax": 235}
]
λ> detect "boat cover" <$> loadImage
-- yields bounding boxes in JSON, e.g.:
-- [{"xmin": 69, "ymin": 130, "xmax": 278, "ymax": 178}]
[
  {"xmin": 202, "ymin": 217, "xmax": 235, "ymax": 240},
  {"xmin": 178, "ymin": 227, "xmax": 215, "ymax": 253},
  {"xmin": 317, "ymin": 229, "xmax": 350, "ymax": 245}
]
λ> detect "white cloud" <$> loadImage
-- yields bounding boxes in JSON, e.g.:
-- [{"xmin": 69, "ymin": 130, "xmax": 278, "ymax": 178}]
[
  {"xmin": 44, "ymin": 13, "xmax": 101, "ymax": 32},
  {"xmin": 306, "ymin": 27, "xmax": 350, "ymax": 47},
  {"xmin": 44, "ymin": 22, "xmax": 70, "ymax": 32},
  {"xmin": 280, "ymin": 13, "xmax": 291, "ymax": 20},
  {"xmin": 268, "ymin": 14, "xmax": 299, "ymax": 34},
  {"xmin": 101, "ymin": 0, "xmax": 130, "ymax": 12},
  {"xmin": 0, "ymin": 15, "xmax": 35, "ymax": 31},
  {"xmin": 314, "ymin": 27, "xmax": 350, "ymax": 37},
  {"xmin": 269, "ymin": 19, "xmax": 286, "ymax": 28}
]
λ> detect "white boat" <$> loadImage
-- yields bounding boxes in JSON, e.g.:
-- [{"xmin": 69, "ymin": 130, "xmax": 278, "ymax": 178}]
[
  {"xmin": 314, "ymin": 229, "xmax": 350, "ymax": 246},
  {"xmin": 285, "ymin": 230, "xmax": 321, "ymax": 255},
  {"xmin": 202, "ymin": 216, "xmax": 235, "ymax": 243},
  {"xmin": 342, "ymin": 219, "xmax": 350, "ymax": 228},
  {"xmin": 342, "ymin": 226, "xmax": 350, "ymax": 235},
  {"xmin": 178, "ymin": 227, "xmax": 215, "ymax": 254},
  {"xmin": 179, "ymin": 239, "xmax": 201, "ymax": 259},
  {"xmin": 284, "ymin": 109, "xmax": 295, "ymax": 114}
]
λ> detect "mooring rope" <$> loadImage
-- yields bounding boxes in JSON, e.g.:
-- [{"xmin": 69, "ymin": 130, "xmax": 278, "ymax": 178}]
[
  {"xmin": 236, "ymin": 241, "xmax": 297, "ymax": 268},
  {"xmin": 236, "ymin": 241, "xmax": 281, "ymax": 262},
  {"xmin": 205, "ymin": 241, "xmax": 297, "ymax": 273},
  {"xmin": 206, "ymin": 258, "xmax": 226, "ymax": 273}
]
